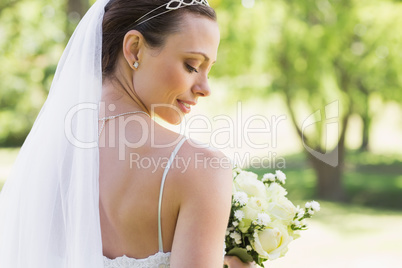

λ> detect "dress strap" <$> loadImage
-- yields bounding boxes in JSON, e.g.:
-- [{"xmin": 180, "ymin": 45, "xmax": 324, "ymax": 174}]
[{"xmin": 158, "ymin": 136, "xmax": 187, "ymax": 253}]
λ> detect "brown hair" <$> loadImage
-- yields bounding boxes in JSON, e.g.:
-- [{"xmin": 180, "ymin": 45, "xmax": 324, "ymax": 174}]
[{"xmin": 102, "ymin": 0, "xmax": 216, "ymax": 77}]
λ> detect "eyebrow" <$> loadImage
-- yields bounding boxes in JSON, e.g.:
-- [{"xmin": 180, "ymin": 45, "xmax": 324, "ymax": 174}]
[{"xmin": 186, "ymin": 51, "xmax": 216, "ymax": 64}]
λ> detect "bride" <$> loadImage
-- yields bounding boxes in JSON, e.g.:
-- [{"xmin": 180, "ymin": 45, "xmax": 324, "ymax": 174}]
[{"xmin": 0, "ymin": 0, "xmax": 253, "ymax": 267}]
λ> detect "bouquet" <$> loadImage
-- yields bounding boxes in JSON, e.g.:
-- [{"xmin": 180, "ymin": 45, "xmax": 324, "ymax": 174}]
[{"xmin": 224, "ymin": 167, "xmax": 320, "ymax": 267}]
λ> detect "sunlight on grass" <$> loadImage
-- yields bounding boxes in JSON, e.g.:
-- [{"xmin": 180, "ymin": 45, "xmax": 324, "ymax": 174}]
[
  {"xmin": 394, "ymin": 176, "xmax": 402, "ymax": 189},
  {"xmin": 268, "ymin": 201, "xmax": 402, "ymax": 268}
]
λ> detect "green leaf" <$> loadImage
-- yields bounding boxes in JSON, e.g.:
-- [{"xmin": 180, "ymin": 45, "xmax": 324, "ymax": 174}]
[{"xmin": 226, "ymin": 247, "xmax": 254, "ymax": 263}]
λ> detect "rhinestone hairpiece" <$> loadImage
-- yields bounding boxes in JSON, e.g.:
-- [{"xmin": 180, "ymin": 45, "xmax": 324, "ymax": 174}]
[{"xmin": 134, "ymin": 0, "xmax": 210, "ymax": 27}]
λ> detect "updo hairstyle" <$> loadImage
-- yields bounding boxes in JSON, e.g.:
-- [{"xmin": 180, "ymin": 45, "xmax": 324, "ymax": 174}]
[{"xmin": 102, "ymin": 0, "xmax": 216, "ymax": 77}]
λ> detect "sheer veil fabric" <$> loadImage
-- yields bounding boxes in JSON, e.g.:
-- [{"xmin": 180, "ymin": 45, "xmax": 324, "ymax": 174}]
[{"xmin": 0, "ymin": 0, "xmax": 109, "ymax": 267}]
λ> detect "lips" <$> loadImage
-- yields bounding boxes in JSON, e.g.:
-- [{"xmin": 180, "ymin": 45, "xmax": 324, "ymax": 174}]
[
  {"xmin": 180, "ymin": 101, "xmax": 191, "ymax": 108},
  {"xmin": 177, "ymin": 99, "xmax": 196, "ymax": 113}
]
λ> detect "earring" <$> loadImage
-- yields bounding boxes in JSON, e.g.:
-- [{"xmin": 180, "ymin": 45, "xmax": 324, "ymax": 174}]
[{"xmin": 133, "ymin": 61, "xmax": 139, "ymax": 69}]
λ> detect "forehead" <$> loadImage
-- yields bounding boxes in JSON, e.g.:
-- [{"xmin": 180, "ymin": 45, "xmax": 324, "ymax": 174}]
[{"xmin": 163, "ymin": 13, "xmax": 220, "ymax": 61}]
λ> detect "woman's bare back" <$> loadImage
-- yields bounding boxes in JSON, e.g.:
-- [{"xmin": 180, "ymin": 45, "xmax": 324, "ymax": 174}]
[
  {"xmin": 99, "ymin": 115, "xmax": 184, "ymax": 259},
  {"xmin": 99, "ymin": 111, "xmax": 233, "ymax": 267}
]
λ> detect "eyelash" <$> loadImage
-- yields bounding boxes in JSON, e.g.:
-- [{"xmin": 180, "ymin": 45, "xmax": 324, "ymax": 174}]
[{"xmin": 185, "ymin": 63, "xmax": 199, "ymax": 73}]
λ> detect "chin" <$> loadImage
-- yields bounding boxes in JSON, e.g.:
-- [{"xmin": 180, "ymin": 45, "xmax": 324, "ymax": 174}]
[
  {"xmin": 152, "ymin": 106, "xmax": 185, "ymax": 125},
  {"xmin": 154, "ymin": 113, "xmax": 184, "ymax": 126},
  {"xmin": 165, "ymin": 116, "xmax": 183, "ymax": 125}
]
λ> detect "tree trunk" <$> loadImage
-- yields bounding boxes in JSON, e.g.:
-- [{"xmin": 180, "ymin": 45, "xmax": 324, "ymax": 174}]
[
  {"xmin": 360, "ymin": 115, "xmax": 370, "ymax": 152},
  {"xmin": 306, "ymin": 113, "xmax": 349, "ymax": 202},
  {"xmin": 282, "ymin": 88, "xmax": 349, "ymax": 201},
  {"xmin": 306, "ymin": 145, "xmax": 347, "ymax": 201},
  {"xmin": 359, "ymin": 94, "xmax": 371, "ymax": 152}
]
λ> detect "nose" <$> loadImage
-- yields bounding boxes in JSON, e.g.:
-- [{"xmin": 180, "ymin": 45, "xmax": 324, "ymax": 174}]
[{"xmin": 192, "ymin": 75, "xmax": 211, "ymax": 97}]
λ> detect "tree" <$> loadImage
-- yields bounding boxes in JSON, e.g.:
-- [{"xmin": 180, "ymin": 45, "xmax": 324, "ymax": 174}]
[
  {"xmin": 214, "ymin": 0, "xmax": 402, "ymax": 201},
  {"xmin": 0, "ymin": 0, "xmax": 67, "ymax": 146},
  {"xmin": 266, "ymin": 0, "xmax": 402, "ymax": 200},
  {"xmin": 0, "ymin": 0, "xmax": 92, "ymax": 146}
]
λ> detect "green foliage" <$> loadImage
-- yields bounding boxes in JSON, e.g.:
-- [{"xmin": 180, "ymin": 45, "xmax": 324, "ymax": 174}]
[
  {"xmin": 214, "ymin": 0, "xmax": 402, "ymax": 150},
  {"xmin": 213, "ymin": 0, "xmax": 402, "ymax": 200},
  {"xmin": 0, "ymin": 0, "xmax": 67, "ymax": 146},
  {"xmin": 1, "ymin": 0, "xmax": 401, "ymax": 151},
  {"xmin": 226, "ymin": 247, "xmax": 254, "ymax": 264}
]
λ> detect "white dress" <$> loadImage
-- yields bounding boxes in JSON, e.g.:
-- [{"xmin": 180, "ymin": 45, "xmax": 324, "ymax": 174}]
[
  {"xmin": 103, "ymin": 137, "xmax": 187, "ymax": 268},
  {"xmin": 103, "ymin": 252, "xmax": 171, "ymax": 268}
]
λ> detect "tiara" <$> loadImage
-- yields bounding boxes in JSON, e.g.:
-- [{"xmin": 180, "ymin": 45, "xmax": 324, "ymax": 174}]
[{"xmin": 134, "ymin": 0, "xmax": 210, "ymax": 26}]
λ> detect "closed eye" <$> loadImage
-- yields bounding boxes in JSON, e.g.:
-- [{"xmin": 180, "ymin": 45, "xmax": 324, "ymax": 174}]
[{"xmin": 185, "ymin": 63, "xmax": 199, "ymax": 73}]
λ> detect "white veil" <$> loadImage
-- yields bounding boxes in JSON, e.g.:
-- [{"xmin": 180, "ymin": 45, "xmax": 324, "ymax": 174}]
[{"xmin": 0, "ymin": 0, "xmax": 109, "ymax": 267}]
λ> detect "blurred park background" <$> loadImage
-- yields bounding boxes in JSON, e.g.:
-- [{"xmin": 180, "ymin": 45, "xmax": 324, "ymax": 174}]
[{"xmin": 1, "ymin": 0, "xmax": 402, "ymax": 267}]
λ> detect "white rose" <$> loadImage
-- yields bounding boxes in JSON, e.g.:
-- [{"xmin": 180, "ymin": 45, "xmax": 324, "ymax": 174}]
[
  {"xmin": 267, "ymin": 197, "xmax": 297, "ymax": 223},
  {"xmin": 266, "ymin": 183, "xmax": 288, "ymax": 199},
  {"xmin": 238, "ymin": 197, "xmax": 269, "ymax": 232},
  {"xmin": 251, "ymin": 222, "xmax": 293, "ymax": 260},
  {"xmin": 234, "ymin": 171, "xmax": 267, "ymax": 199}
]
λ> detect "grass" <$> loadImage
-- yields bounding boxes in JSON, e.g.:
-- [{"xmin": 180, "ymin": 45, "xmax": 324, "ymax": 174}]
[
  {"xmin": 268, "ymin": 201, "xmax": 402, "ymax": 268},
  {"xmin": 249, "ymin": 151, "xmax": 402, "ymax": 210}
]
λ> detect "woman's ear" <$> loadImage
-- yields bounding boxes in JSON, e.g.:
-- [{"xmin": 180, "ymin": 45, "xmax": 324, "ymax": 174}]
[{"xmin": 122, "ymin": 30, "xmax": 144, "ymax": 69}]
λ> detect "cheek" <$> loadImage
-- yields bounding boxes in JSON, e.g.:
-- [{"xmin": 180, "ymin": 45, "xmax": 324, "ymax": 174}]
[
  {"xmin": 158, "ymin": 61, "xmax": 187, "ymax": 93},
  {"xmin": 133, "ymin": 58, "xmax": 189, "ymax": 107}
]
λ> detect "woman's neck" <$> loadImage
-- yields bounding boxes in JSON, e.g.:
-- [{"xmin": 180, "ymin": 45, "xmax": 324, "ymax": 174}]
[{"xmin": 100, "ymin": 74, "xmax": 148, "ymax": 118}]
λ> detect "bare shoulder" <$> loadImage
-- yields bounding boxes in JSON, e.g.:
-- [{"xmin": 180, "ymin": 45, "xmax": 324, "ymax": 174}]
[
  {"xmin": 176, "ymin": 139, "xmax": 233, "ymax": 223},
  {"xmin": 169, "ymin": 138, "xmax": 233, "ymax": 266},
  {"xmin": 175, "ymin": 138, "xmax": 233, "ymax": 194}
]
